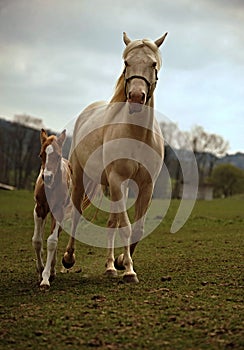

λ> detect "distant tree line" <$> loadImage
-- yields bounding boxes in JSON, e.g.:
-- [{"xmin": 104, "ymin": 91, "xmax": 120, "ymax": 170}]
[
  {"xmin": 0, "ymin": 116, "xmax": 243, "ymax": 197},
  {"xmin": 0, "ymin": 119, "xmax": 40, "ymax": 189},
  {"xmin": 160, "ymin": 121, "xmax": 244, "ymax": 198},
  {"xmin": 0, "ymin": 116, "xmax": 70, "ymax": 190}
]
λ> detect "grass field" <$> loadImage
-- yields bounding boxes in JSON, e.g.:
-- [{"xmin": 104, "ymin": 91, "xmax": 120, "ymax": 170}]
[{"xmin": 0, "ymin": 190, "xmax": 243, "ymax": 349}]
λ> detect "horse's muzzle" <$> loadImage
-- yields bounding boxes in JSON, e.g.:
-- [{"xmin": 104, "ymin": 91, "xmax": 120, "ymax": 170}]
[
  {"xmin": 128, "ymin": 102, "xmax": 143, "ymax": 114},
  {"xmin": 43, "ymin": 174, "xmax": 53, "ymax": 186},
  {"xmin": 127, "ymin": 89, "xmax": 146, "ymax": 113}
]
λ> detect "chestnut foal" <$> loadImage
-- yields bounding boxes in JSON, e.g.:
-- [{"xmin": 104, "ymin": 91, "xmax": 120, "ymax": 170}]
[{"xmin": 32, "ymin": 129, "xmax": 72, "ymax": 289}]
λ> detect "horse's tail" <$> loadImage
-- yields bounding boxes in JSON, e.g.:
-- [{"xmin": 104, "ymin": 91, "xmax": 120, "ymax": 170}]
[
  {"xmin": 81, "ymin": 184, "xmax": 108, "ymax": 222},
  {"xmin": 81, "ymin": 193, "xmax": 92, "ymax": 211}
]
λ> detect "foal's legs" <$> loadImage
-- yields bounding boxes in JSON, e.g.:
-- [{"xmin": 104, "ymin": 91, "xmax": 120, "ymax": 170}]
[
  {"xmin": 40, "ymin": 215, "xmax": 61, "ymax": 288},
  {"xmin": 32, "ymin": 204, "xmax": 48, "ymax": 280}
]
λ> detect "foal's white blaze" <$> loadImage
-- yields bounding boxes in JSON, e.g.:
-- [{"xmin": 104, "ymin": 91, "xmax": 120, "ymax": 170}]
[
  {"xmin": 44, "ymin": 144, "xmax": 54, "ymax": 178},
  {"xmin": 46, "ymin": 144, "xmax": 54, "ymax": 155}
]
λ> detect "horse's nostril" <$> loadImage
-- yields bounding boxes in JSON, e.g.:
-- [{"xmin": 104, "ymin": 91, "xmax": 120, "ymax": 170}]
[
  {"xmin": 141, "ymin": 92, "xmax": 146, "ymax": 103},
  {"xmin": 128, "ymin": 92, "xmax": 132, "ymax": 100}
]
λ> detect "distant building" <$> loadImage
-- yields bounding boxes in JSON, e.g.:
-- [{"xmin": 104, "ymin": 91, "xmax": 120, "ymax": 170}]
[
  {"xmin": 197, "ymin": 183, "xmax": 213, "ymax": 200},
  {"xmin": 14, "ymin": 114, "xmax": 45, "ymax": 130},
  {"xmin": 0, "ymin": 182, "xmax": 15, "ymax": 191}
]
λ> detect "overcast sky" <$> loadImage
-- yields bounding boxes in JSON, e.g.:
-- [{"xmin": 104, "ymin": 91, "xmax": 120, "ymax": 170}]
[{"xmin": 0, "ymin": 0, "xmax": 243, "ymax": 153}]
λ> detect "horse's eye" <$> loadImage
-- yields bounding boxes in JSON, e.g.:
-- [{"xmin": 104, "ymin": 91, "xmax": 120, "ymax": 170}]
[
  {"xmin": 124, "ymin": 60, "xmax": 128, "ymax": 67},
  {"xmin": 152, "ymin": 62, "xmax": 157, "ymax": 68}
]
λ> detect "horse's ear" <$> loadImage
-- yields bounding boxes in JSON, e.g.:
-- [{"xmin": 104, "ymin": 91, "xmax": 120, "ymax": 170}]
[
  {"xmin": 154, "ymin": 32, "xmax": 168, "ymax": 48},
  {"xmin": 40, "ymin": 128, "xmax": 48, "ymax": 144},
  {"xmin": 57, "ymin": 129, "xmax": 66, "ymax": 146},
  {"xmin": 123, "ymin": 32, "xmax": 131, "ymax": 46}
]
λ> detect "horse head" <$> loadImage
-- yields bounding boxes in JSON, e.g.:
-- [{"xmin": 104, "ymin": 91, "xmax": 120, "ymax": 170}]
[
  {"xmin": 122, "ymin": 32, "xmax": 167, "ymax": 113},
  {"xmin": 39, "ymin": 129, "xmax": 66, "ymax": 189}
]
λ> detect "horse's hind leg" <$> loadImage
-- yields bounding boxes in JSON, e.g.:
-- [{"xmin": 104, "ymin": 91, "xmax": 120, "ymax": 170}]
[
  {"xmin": 32, "ymin": 204, "xmax": 47, "ymax": 280},
  {"xmin": 62, "ymin": 179, "xmax": 84, "ymax": 270},
  {"xmin": 62, "ymin": 212, "xmax": 77, "ymax": 269}
]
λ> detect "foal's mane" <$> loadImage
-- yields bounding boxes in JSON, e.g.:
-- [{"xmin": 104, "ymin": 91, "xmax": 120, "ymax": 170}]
[
  {"xmin": 110, "ymin": 39, "xmax": 162, "ymax": 107},
  {"xmin": 40, "ymin": 135, "xmax": 57, "ymax": 156}
]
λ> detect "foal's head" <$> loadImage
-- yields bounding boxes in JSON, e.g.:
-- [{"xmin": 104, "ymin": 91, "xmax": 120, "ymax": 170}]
[
  {"xmin": 122, "ymin": 32, "xmax": 167, "ymax": 112},
  {"xmin": 39, "ymin": 129, "xmax": 66, "ymax": 188}
]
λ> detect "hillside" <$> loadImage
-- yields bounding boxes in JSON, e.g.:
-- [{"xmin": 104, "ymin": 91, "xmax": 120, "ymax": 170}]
[{"xmin": 0, "ymin": 117, "xmax": 243, "ymax": 190}]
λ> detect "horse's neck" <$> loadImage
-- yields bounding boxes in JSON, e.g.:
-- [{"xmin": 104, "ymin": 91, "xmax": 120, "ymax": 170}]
[
  {"xmin": 125, "ymin": 101, "xmax": 156, "ymax": 141},
  {"xmin": 107, "ymin": 87, "xmax": 157, "ymax": 142},
  {"xmin": 108, "ymin": 93, "xmax": 156, "ymax": 128}
]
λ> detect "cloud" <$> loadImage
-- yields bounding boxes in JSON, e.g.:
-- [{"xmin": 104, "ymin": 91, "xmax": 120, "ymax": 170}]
[{"xmin": 0, "ymin": 0, "xmax": 243, "ymax": 152}]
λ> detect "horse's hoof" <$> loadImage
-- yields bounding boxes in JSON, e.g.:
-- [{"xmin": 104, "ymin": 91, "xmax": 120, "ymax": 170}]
[
  {"xmin": 123, "ymin": 273, "xmax": 139, "ymax": 284},
  {"xmin": 114, "ymin": 257, "xmax": 125, "ymax": 271},
  {"xmin": 62, "ymin": 256, "xmax": 75, "ymax": 269},
  {"xmin": 105, "ymin": 269, "xmax": 118, "ymax": 278},
  {"xmin": 40, "ymin": 283, "xmax": 50, "ymax": 291}
]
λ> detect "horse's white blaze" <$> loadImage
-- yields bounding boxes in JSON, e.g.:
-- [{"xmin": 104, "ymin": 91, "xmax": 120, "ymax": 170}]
[
  {"xmin": 43, "ymin": 169, "xmax": 53, "ymax": 176},
  {"xmin": 43, "ymin": 169, "xmax": 53, "ymax": 177},
  {"xmin": 45, "ymin": 144, "xmax": 54, "ymax": 155},
  {"xmin": 44, "ymin": 144, "xmax": 54, "ymax": 176}
]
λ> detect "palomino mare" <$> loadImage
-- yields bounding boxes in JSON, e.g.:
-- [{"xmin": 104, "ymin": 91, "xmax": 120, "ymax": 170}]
[
  {"xmin": 62, "ymin": 32, "xmax": 168, "ymax": 283},
  {"xmin": 32, "ymin": 129, "xmax": 72, "ymax": 288}
]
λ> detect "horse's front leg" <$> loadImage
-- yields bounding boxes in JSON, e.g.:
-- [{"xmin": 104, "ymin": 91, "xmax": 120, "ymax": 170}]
[
  {"xmin": 108, "ymin": 174, "xmax": 138, "ymax": 283},
  {"xmin": 118, "ymin": 212, "xmax": 138, "ymax": 283},
  {"xmin": 115, "ymin": 182, "xmax": 152, "ymax": 276},
  {"xmin": 62, "ymin": 209, "xmax": 78, "ymax": 269},
  {"xmin": 105, "ymin": 213, "xmax": 118, "ymax": 277},
  {"xmin": 40, "ymin": 216, "xmax": 60, "ymax": 289},
  {"xmin": 32, "ymin": 205, "xmax": 47, "ymax": 280}
]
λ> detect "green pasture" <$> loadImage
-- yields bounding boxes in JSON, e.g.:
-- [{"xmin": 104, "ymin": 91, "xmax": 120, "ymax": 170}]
[{"xmin": 0, "ymin": 190, "xmax": 243, "ymax": 349}]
